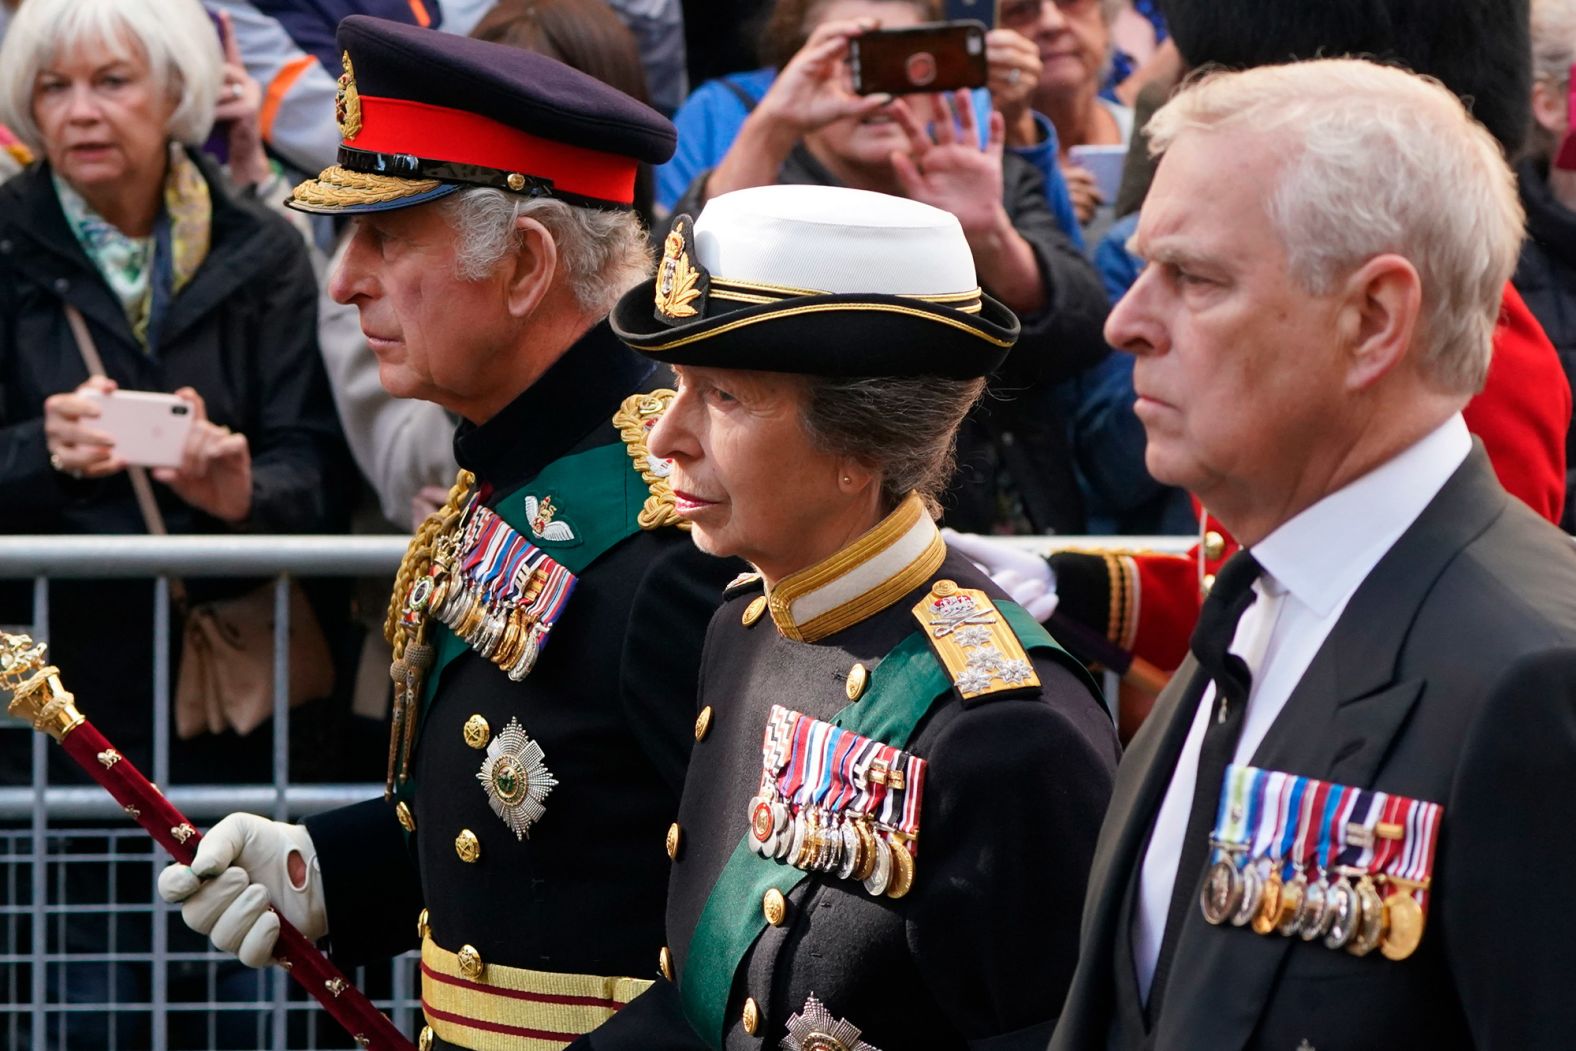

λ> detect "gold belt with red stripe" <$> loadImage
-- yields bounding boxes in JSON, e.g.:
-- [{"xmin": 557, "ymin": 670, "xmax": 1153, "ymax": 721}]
[{"xmin": 420, "ymin": 936, "xmax": 652, "ymax": 1050}]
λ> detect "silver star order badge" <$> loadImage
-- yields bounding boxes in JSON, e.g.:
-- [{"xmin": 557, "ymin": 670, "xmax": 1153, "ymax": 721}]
[
  {"xmin": 780, "ymin": 994, "xmax": 881, "ymax": 1051},
  {"xmin": 476, "ymin": 717, "xmax": 557, "ymax": 840}
]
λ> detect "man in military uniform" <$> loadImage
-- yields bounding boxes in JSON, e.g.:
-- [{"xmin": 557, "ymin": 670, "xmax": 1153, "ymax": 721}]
[
  {"xmin": 574, "ymin": 183, "xmax": 1120, "ymax": 1049},
  {"xmin": 157, "ymin": 16, "xmax": 735, "ymax": 1049}
]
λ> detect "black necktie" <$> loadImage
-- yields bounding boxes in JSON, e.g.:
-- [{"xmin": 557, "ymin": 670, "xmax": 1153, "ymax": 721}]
[{"xmin": 1144, "ymin": 549, "xmax": 1263, "ymax": 1023}]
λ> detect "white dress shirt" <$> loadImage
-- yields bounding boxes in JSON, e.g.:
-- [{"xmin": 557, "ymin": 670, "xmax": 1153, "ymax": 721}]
[{"xmin": 1131, "ymin": 415, "xmax": 1472, "ymax": 1001}]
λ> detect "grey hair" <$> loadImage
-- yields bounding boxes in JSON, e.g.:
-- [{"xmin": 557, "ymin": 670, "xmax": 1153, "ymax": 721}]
[
  {"xmin": 0, "ymin": 0, "xmax": 222, "ymax": 154},
  {"xmin": 1530, "ymin": 0, "xmax": 1576, "ymax": 158},
  {"xmin": 440, "ymin": 188, "xmax": 653, "ymax": 316},
  {"xmin": 1146, "ymin": 59, "xmax": 1524, "ymax": 395},
  {"xmin": 800, "ymin": 373, "xmax": 986, "ymax": 518}
]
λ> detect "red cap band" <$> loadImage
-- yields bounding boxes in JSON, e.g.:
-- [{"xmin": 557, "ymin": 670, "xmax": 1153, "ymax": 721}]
[{"xmin": 349, "ymin": 95, "xmax": 638, "ymax": 204}]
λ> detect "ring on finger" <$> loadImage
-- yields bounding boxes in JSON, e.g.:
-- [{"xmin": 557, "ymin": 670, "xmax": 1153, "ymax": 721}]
[
  {"xmin": 1007, "ymin": 68, "xmax": 1021, "ymax": 86},
  {"xmin": 227, "ymin": 82, "xmax": 243, "ymax": 100}
]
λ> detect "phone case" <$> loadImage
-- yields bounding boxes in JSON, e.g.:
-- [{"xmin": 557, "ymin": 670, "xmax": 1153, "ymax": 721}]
[
  {"xmin": 81, "ymin": 390, "xmax": 196, "ymax": 468},
  {"xmin": 851, "ymin": 22, "xmax": 989, "ymax": 96}
]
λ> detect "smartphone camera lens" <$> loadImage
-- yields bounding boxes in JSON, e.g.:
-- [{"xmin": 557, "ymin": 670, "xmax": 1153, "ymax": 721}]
[{"xmin": 172, "ymin": 404, "xmax": 190, "ymax": 416}]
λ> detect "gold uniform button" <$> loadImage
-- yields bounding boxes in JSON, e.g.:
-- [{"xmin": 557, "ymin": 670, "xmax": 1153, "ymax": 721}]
[
  {"xmin": 455, "ymin": 829, "xmax": 480, "ymax": 863},
  {"xmin": 742, "ymin": 595, "xmax": 767, "ymax": 627},
  {"xmin": 418, "ymin": 1025, "xmax": 435, "ymax": 1051},
  {"xmin": 659, "ymin": 945, "xmax": 674, "ymax": 981},
  {"xmin": 932, "ymin": 579, "xmax": 958, "ymax": 596},
  {"xmin": 416, "ymin": 907, "xmax": 430, "ymax": 941},
  {"xmin": 666, "ymin": 822, "xmax": 683, "ymax": 861},
  {"xmin": 845, "ymin": 663, "xmax": 868, "ymax": 701},
  {"xmin": 742, "ymin": 996, "xmax": 761, "ymax": 1035},
  {"xmin": 694, "ymin": 706, "xmax": 713, "ymax": 742},
  {"xmin": 457, "ymin": 944, "xmax": 484, "ymax": 980},
  {"xmin": 463, "ymin": 714, "xmax": 491, "ymax": 750},
  {"xmin": 762, "ymin": 888, "xmax": 787, "ymax": 927},
  {"xmin": 395, "ymin": 801, "xmax": 415, "ymax": 833},
  {"xmin": 1202, "ymin": 573, "xmax": 1217, "ymax": 595},
  {"xmin": 1203, "ymin": 530, "xmax": 1226, "ymax": 561}
]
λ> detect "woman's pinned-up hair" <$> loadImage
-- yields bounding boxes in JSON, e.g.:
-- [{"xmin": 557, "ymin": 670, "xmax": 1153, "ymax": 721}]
[{"xmin": 0, "ymin": 0, "xmax": 224, "ymax": 154}]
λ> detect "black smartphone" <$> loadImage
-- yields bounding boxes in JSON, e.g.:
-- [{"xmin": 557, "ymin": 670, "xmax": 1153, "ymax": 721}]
[
  {"xmin": 850, "ymin": 21, "xmax": 989, "ymax": 96},
  {"xmin": 942, "ymin": 0, "xmax": 997, "ymax": 29}
]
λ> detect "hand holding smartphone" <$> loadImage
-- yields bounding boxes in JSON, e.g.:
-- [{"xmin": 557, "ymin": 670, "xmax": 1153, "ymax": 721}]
[
  {"xmin": 78, "ymin": 389, "xmax": 196, "ymax": 469},
  {"xmin": 850, "ymin": 21, "xmax": 989, "ymax": 96}
]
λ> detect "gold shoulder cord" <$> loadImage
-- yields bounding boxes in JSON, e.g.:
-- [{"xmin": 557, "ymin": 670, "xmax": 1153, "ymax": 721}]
[{"xmin": 384, "ymin": 468, "xmax": 475, "ymax": 799}]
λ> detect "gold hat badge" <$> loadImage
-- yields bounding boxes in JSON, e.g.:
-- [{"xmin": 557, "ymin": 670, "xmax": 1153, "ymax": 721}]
[
  {"xmin": 653, "ymin": 216, "xmax": 707, "ymax": 324},
  {"xmin": 335, "ymin": 52, "xmax": 363, "ymax": 141}
]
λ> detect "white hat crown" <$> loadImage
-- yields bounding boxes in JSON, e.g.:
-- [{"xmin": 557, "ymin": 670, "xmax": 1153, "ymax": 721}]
[{"xmin": 692, "ymin": 185, "xmax": 979, "ymax": 297}]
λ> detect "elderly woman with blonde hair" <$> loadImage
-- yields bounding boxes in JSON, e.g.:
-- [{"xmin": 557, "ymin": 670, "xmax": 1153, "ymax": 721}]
[{"xmin": 0, "ymin": 0, "xmax": 345, "ymax": 1041}]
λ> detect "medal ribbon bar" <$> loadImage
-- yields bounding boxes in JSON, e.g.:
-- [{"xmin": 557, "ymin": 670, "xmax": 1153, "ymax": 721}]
[{"xmin": 1198, "ymin": 763, "xmax": 1444, "ymax": 961}]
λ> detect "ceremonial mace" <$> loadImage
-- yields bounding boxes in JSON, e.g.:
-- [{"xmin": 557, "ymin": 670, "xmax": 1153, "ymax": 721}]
[{"xmin": 0, "ymin": 632, "xmax": 417, "ymax": 1051}]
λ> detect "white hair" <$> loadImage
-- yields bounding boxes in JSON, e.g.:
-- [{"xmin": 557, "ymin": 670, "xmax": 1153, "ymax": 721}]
[
  {"xmin": 440, "ymin": 189, "xmax": 653, "ymax": 317},
  {"xmin": 1146, "ymin": 59, "xmax": 1524, "ymax": 395},
  {"xmin": 1531, "ymin": 0, "xmax": 1576, "ymax": 156},
  {"xmin": 0, "ymin": 0, "xmax": 222, "ymax": 155}
]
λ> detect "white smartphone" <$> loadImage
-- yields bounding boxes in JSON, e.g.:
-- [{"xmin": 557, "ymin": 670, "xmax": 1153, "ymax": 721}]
[
  {"xmin": 79, "ymin": 389, "xmax": 195, "ymax": 468},
  {"xmin": 1068, "ymin": 143, "xmax": 1128, "ymax": 205}
]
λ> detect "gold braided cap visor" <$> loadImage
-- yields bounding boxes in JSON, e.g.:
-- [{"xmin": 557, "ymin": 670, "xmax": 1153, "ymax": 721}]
[{"xmin": 287, "ymin": 165, "xmax": 450, "ymax": 214}]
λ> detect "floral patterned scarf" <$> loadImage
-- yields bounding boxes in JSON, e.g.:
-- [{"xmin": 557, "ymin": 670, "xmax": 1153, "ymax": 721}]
[{"xmin": 53, "ymin": 142, "xmax": 211, "ymax": 350}]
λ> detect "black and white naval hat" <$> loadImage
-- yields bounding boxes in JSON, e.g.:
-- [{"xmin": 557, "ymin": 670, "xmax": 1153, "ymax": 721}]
[{"xmin": 611, "ymin": 185, "xmax": 1020, "ymax": 378}]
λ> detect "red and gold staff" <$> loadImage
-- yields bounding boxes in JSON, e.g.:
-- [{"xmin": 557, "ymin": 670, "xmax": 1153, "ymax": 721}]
[{"xmin": 0, "ymin": 632, "xmax": 415, "ymax": 1051}]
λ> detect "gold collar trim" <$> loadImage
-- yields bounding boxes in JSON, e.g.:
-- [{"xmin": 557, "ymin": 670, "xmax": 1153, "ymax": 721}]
[{"xmin": 767, "ymin": 493, "xmax": 945, "ymax": 643}]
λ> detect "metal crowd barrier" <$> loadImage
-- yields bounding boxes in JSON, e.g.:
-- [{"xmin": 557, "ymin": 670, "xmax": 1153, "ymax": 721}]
[{"xmin": 0, "ymin": 532, "xmax": 1192, "ymax": 1049}]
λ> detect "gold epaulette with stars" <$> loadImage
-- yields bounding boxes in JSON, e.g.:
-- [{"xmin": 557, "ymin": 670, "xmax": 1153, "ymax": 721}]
[{"xmin": 911, "ymin": 580, "xmax": 1039, "ymax": 701}]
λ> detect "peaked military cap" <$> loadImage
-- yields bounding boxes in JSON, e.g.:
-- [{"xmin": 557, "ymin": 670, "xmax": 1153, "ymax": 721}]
[
  {"xmin": 288, "ymin": 15, "xmax": 675, "ymax": 215},
  {"xmin": 611, "ymin": 185, "xmax": 1020, "ymax": 378}
]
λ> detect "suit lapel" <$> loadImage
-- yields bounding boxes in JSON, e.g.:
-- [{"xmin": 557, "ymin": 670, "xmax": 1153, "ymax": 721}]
[
  {"xmin": 1153, "ymin": 447, "xmax": 1508, "ymax": 1049},
  {"xmin": 1055, "ymin": 658, "xmax": 1210, "ymax": 1047}
]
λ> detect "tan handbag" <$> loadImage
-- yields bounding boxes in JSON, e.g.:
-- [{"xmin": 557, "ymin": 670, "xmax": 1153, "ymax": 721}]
[{"xmin": 63, "ymin": 305, "xmax": 335, "ymax": 739}]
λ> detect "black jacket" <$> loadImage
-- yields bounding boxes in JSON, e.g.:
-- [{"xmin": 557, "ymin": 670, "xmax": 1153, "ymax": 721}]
[
  {"xmin": 0, "ymin": 151, "xmax": 346, "ymax": 537},
  {"xmin": 1051, "ymin": 449, "xmax": 1576, "ymax": 1051},
  {"xmin": 305, "ymin": 327, "xmax": 738, "ymax": 1005},
  {"xmin": 1513, "ymin": 156, "xmax": 1576, "ymax": 528},
  {"xmin": 582, "ymin": 548, "xmax": 1119, "ymax": 1050},
  {"xmin": 670, "ymin": 148, "xmax": 1110, "ymax": 533},
  {"xmin": 0, "ymin": 152, "xmax": 348, "ymax": 781}
]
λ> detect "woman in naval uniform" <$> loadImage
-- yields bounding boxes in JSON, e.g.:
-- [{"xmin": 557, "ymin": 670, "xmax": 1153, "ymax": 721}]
[{"xmin": 578, "ymin": 182, "xmax": 1120, "ymax": 1051}]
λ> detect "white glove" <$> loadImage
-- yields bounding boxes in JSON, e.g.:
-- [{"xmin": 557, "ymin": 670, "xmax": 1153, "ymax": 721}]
[
  {"xmin": 942, "ymin": 528, "xmax": 1060, "ymax": 623},
  {"xmin": 156, "ymin": 813, "xmax": 327, "ymax": 968}
]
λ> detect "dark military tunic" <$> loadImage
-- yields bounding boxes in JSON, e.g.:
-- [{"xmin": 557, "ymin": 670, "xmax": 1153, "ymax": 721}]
[
  {"xmin": 304, "ymin": 325, "xmax": 736, "ymax": 1045},
  {"xmin": 580, "ymin": 504, "xmax": 1120, "ymax": 1051}
]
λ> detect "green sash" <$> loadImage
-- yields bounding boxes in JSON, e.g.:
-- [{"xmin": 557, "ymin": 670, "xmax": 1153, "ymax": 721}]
[{"xmin": 677, "ymin": 602, "xmax": 1087, "ymax": 1046}]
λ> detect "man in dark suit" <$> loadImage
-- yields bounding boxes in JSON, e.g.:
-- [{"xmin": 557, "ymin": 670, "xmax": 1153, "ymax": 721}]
[{"xmin": 1050, "ymin": 57, "xmax": 1576, "ymax": 1051}]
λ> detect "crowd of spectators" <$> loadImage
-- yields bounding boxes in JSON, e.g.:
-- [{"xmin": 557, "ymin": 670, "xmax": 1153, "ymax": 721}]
[
  {"xmin": 2, "ymin": 0, "xmax": 1576, "ymax": 1045},
  {"xmin": 5, "ymin": 0, "xmax": 1576, "ymax": 745}
]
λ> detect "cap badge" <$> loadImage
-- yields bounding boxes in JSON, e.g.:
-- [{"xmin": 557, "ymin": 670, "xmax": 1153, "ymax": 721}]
[
  {"xmin": 523, "ymin": 494, "xmax": 575, "ymax": 542},
  {"xmin": 476, "ymin": 716, "xmax": 557, "ymax": 840},
  {"xmin": 654, "ymin": 216, "xmax": 708, "ymax": 324},
  {"xmin": 781, "ymin": 994, "xmax": 880, "ymax": 1051},
  {"xmin": 335, "ymin": 52, "xmax": 363, "ymax": 141}
]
